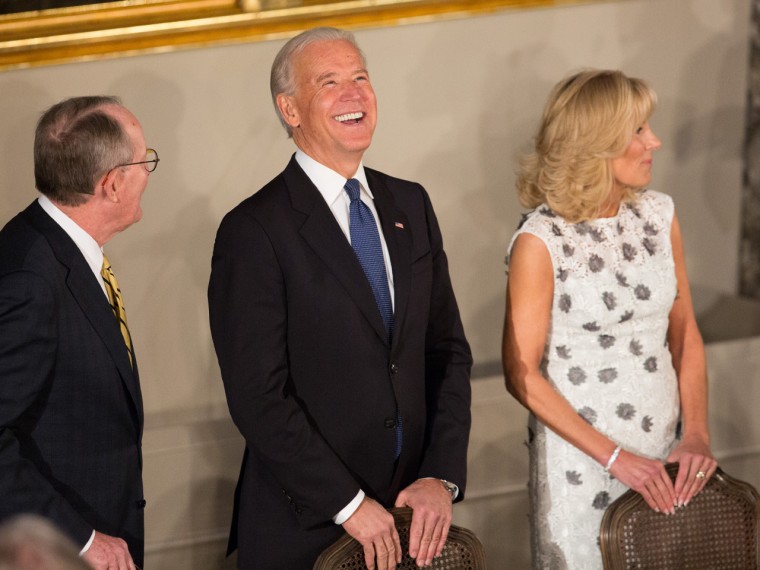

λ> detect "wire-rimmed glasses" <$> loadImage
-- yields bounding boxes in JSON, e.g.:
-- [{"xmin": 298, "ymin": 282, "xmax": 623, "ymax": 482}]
[{"xmin": 114, "ymin": 148, "xmax": 160, "ymax": 173}]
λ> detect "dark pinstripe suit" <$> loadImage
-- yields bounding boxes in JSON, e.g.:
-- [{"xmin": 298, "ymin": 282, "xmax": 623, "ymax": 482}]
[{"xmin": 0, "ymin": 201, "xmax": 145, "ymax": 566}]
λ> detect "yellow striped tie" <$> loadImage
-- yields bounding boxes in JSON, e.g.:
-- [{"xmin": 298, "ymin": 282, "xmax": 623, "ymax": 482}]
[{"xmin": 101, "ymin": 255, "xmax": 133, "ymax": 367}]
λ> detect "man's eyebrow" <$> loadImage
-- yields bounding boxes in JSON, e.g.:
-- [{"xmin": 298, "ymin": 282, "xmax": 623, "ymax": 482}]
[
  {"xmin": 315, "ymin": 71, "xmax": 337, "ymax": 83},
  {"xmin": 314, "ymin": 68, "xmax": 369, "ymax": 83}
]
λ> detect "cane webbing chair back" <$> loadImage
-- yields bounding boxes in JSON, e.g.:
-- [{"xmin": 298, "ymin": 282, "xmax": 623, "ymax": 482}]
[
  {"xmin": 599, "ymin": 463, "xmax": 760, "ymax": 569},
  {"xmin": 313, "ymin": 507, "xmax": 486, "ymax": 570}
]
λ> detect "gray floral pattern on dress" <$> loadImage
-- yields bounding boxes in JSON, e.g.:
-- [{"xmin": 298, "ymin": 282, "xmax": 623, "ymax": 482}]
[
  {"xmin": 589, "ymin": 254, "xmax": 605, "ymax": 272},
  {"xmin": 566, "ymin": 471, "xmax": 583, "ymax": 485},
  {"xmin": 616, "ymin": 403, "xmax": 636, "ymax": 420},
  {"xmin": 568, "ymin": 367, "xmax": 587, "ymax": 385},
  {"xmin": 589, "ymin": 228, "xmax": 605, "ymax": 243},
  {"xmin": 592, "ymin": 491, "xmax": 611, "ymax": 510},
  {"xmin": 579, "ymin": 407, "xmax": 597, "ymax": 425},
  {"xmin": 635, "ymin": 284, "xmax": 651, "ymax": 300},
  {"xmin": 602, "ymin": 292, "xmax": 616, "ymax": 310},
  {"xmin": 598, "ymin": 368, "xmax": 618, "ymax": 384},
  {"xmin": 642, "ymin": 416, "xmax": 654, "ymax": 433},
  {"xmin": 629, "ymin": 339, "xmax": 643, "ymax": 356},
  {"xmin": 559, "ymin": 294, "xmax": 572, "ymax": 313},
  {"xmin": 556, "ymin": 345, "xmax": 572, "ymax": 359},
  {"xmin": 644, "ymin": 357, "xmax": 658, "ymax": 372},
  {"xmin": 622, "ymin": 243, "xmax": 637, "ymax": 261},
  {"xmin": 619, "ymin": 310, "xmax": 634, "ymax": 323},
  {"xmin": 540, "ymin": 206, "xmax": 556, "ymax": 218},
  {"xmin": 643, "ymin": 222, "xmax": 658, "ymax": 236},
  {"xmin": 598, "ymin": 335, "xmax": 615, "ymax": 349}
]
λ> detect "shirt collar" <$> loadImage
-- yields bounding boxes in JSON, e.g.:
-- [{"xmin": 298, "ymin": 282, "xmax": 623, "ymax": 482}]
[
  {"xmin": 294, "ymin": 150, "xmax": 372, "ymax": 207},
  {"xmin": 37, "ymin": 194, "xmax": 104, "ymax": 276}
]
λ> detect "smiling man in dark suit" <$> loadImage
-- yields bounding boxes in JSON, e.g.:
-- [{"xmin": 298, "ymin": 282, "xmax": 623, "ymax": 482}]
[
  {"xmin": 208, "ymin": 27, "xmax": 472, "ymax": 570},
  {"xmin": 0, "ymin": 96, "xmax": 157, "ymax": 570}
]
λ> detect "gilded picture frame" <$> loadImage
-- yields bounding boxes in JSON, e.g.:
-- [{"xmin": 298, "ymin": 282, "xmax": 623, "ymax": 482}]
[{"xmin": 0, "ymin": 0, "xmax": 602, "ymax": 71}]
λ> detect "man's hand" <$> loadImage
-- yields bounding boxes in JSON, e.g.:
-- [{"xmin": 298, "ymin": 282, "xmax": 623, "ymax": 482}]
[
  {"xmin": 82, "ymin": 531, "xmax": 136, "ymax": 570},
  {"xmin": 342, "ymin": 497, "xmax": 401, "ymax": 570},
  {"xmin": 394, "ymin": 478, "xmax": 453, "ymax": 567}
]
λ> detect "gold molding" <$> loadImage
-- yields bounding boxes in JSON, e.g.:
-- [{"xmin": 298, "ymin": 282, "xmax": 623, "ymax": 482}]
[{"xmin": 0, "ymin": 0, "xmax": 602, "ymax": 71}]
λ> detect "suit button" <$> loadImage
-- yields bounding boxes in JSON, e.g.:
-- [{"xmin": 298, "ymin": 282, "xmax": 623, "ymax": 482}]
[
  {"xmin": 135, "ymin": 499, "xmax": 147, "ymax": 509},
  {"xmin": 390, "ymin": 364, "xmax": 399, "ymax": 374},
  {"xmin": 384, "ymin": 418, "xmax": 397, "ymax": 429}
]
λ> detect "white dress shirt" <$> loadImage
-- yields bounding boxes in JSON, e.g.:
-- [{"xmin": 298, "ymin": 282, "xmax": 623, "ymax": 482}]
[
  {"xmin": 295, "ymin": 151, "xmax": 395, "ymax": 308},
  {"xmin": 38, "ymin": 195, "xmax": 108, "ymax": 300}
]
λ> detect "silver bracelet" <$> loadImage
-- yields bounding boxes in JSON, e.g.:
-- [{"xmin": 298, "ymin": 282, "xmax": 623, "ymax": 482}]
[{"xmin": 604, "ymin": 445, "xmax": 622, "ymax": 472}]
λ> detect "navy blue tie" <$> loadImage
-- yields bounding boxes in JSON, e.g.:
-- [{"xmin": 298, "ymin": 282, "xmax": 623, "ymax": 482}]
[
  {"xmin": 344, "ymin": 179, "xmax": 394, "ymax": 338},
  {"xmin": 344, "ymin": 179, "xmax": 401, "ymax": 459}
]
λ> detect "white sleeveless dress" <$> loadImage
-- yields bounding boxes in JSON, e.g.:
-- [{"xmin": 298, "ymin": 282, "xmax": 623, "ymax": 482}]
[{"xmin": 507, "ymin": 190, "xmax": 681, "ymax": 569}]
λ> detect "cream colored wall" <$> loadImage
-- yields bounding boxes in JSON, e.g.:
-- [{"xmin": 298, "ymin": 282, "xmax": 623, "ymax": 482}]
[{"xmin": 0, "ymin": 0, "xmax": 752, "ymax": 567}]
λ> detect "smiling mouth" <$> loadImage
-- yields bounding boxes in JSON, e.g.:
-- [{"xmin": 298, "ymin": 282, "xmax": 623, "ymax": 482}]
[{"xmin": 334, "ymin": 112, "xmax": 364, "ymax": 124}]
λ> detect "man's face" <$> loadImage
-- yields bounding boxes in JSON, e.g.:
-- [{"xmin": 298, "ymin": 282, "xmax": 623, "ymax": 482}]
[
  {"xmin": 279, "ymin": 39, "xmax": 377, "ymax": 175},
  {"xmin": 108, "ymin": 106, "xmax": 150, "ymax": 230}
]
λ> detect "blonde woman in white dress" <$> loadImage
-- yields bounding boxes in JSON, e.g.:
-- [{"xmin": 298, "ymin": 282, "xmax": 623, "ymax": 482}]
[{"xmin": 502, "ymin": 69, "xmax": 717, "ymax": 569}]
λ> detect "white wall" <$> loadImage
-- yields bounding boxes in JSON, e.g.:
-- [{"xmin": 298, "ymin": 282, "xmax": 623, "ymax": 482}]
[{"xmin": 0, "ymin": 0, "xmax": 751, "ymax": 567}]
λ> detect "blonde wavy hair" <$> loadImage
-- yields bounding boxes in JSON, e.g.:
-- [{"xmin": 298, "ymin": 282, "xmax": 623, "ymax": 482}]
[{"xmin": 516, "ymin": 69, "xmax": 657, "ymax": 223}]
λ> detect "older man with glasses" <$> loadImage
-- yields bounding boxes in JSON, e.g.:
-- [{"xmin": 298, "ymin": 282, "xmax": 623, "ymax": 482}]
[{"xmin": 0, "ymin": 96, "xmax": 157, "ymax": 570}]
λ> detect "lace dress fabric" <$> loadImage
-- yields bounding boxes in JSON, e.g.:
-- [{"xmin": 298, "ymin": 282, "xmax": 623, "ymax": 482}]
[{"xmin": 507, "ymin": 190, "xmax": 681, "ymax": 569}]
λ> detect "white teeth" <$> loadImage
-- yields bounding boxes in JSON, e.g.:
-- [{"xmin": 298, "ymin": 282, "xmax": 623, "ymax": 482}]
[{"xmin": 334, "ymin": 112, "xmax": 363, "ymax": 122}]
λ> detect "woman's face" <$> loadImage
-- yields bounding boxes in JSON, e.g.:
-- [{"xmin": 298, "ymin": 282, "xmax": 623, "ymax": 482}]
[{"xmin": 611, "ymin": 121, "xmax": 661, "ymax": 191}]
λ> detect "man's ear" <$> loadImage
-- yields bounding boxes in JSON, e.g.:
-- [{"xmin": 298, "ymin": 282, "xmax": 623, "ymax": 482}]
[
  {"xmin": 98, "ymin": 168, "xmax": 120, "ymax": 203},
  {"xmin": 276, "ymin": 93, "xmax": 300, "ymax": 129}
]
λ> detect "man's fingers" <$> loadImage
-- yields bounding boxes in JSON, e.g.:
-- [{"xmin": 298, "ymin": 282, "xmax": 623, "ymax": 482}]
[
  {"xmin": 362, "ymin": 543, "xmax": 377, "ymax": 570},
  {"xmin": 409, "ymin": 514, "xmax": 450, "ymax": 567},
  {"xmin": 392, "ymin": 526, "xmax": 402, "ymax": 564}
]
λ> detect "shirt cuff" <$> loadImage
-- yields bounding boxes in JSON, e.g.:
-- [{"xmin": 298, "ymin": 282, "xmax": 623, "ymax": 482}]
[
  {"xmin": 79, "ymin": 530, "xmax": 95, "ymax": 556},
  {"xmin": 333, "ymin": 490, "xmax": 365, "ymax": 525}
]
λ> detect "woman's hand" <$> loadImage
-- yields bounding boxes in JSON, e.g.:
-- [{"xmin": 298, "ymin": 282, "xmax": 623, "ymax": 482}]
[
  {"xmin": 667, "ymin": 434, "xmax": 717, "ymax": 507},
  {"xmin": 608, "ymin": 449, "xmax": 675, "ymax": 514}
]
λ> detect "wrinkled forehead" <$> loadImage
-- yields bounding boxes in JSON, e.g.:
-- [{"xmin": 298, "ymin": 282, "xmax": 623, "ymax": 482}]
[{"xmin": 294, "ymin": 39, "xmax": 367, "ymax": 78}]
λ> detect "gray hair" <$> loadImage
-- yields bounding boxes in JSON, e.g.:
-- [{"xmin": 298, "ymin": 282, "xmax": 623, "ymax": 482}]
[
  {"xmin": 270, "ymin": 27, "xmax": 367, "ymax": 137},
  {"xmin": 34, "ymin": 96, "xmax": 134, "ymax": 207}
]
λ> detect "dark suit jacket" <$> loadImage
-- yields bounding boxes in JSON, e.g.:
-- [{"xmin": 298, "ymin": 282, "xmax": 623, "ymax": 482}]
[
  {"xmin": 0, "ymin": 201, "xmax": 145, "ymax": 566},
  {"xmin": 208, "ymin": 156, "xmax": 472, "ymax": 569}
]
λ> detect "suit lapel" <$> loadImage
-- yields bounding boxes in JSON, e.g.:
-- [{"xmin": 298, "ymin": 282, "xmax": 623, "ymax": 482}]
[
  {"xmin": 366, "ymin": 169, "xmax": 412, "ymax": 349},
  {"xmin": 284, "ymin": 158, "xmax": 390, "ymax": 345},
  {"xmin": 24, "ymin": 202, "xmax": 143, "ymax": 424}
]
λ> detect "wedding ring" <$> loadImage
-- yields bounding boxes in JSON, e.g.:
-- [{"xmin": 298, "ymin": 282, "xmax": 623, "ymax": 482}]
[{"xmin": 696, "ymin": 471, "xmax": 706, "ymax": 479}]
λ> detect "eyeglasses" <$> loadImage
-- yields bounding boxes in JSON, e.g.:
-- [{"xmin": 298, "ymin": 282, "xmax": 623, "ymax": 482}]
[{"xmin": 115, "ymin": 148, "xmax": 160, "ymax": 173}]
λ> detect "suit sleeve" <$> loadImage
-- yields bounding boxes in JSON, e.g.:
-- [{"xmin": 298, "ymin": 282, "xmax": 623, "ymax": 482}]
[
  {"xmin": 208, "ymin": 209, "xmax": 360, "ymax": 528},
  {"xmin": 0, "ymin": 270, "xmax": 92, "ymax": 546},
  {"xmin": 417, "ymin": 189, "xmax": 473, "ymax": 497}
]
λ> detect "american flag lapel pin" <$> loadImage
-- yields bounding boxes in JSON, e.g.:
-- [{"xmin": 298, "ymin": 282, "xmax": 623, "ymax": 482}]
[{"xmin": 394, "ymin": 222, "xmax": 404, "ymax": 229}]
